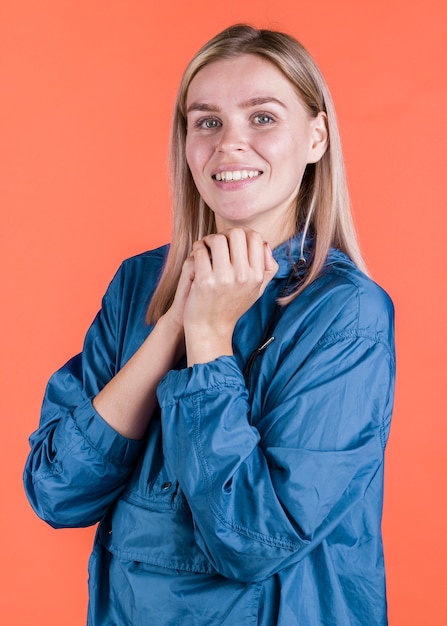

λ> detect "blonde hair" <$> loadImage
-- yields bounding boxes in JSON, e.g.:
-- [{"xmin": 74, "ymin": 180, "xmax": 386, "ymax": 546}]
[{"xmin": 147, "ymin": 24, "xmax": 366, "ymax": 322}]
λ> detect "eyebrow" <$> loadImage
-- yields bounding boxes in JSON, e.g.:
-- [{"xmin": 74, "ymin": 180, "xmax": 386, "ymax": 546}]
[{"xmin": 186, "ymin": 96, "xmax": 287, "ymax": 114}]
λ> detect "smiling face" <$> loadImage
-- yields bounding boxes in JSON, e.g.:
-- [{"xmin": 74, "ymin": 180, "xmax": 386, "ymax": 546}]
[{"xmin": 185, "ymin": 54, "xmax": 328, "ymax": 247}]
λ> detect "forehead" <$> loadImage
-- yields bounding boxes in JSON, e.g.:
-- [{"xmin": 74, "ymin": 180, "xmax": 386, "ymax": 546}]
[{"xmin": 186, "ymin": 54, "xmax": 299, "ymax": 107}]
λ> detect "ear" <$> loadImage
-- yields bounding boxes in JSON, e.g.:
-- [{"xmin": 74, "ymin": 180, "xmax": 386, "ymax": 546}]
[{"xmin": 307, "ymin": 111, "xmax": 328, "ymax": 164}]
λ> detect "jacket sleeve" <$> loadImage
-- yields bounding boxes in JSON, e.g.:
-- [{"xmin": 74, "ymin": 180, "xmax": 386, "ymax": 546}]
[
  {"xmin": 23, "ymin": 273, "xmax": 144, "ymax": 529},
  {"xmin": 157, "ymin": 322, "xmax": 395, "ymax": 582}
]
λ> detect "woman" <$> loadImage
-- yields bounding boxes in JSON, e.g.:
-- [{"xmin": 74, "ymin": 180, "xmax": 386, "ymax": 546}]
[{"xmin": 24, "ymin": 24, "xmax": 395, "ymax": 625}]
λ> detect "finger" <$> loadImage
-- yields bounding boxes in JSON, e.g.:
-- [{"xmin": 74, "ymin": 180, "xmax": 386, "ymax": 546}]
[
  {"xmin": 174, "ymin": 256, "xmax": 195, "ymax": 302},
  {"xmin": 191, "ymin": 239, "xmax": 213, "ymax": 275},
  {"xmin": 200, "ymin": 234, "xmax": 232, "ymax": 273},
  {"xmin": 179, "ymin": 254, "xmax": 195, "ymax": 284},
  {"xmin": 244, "ymin": 230, "xmax": 265, "ymax": 272},
  {"xmin": 225, "ymin": 228, "xmax": 251, "ymax": 278}
]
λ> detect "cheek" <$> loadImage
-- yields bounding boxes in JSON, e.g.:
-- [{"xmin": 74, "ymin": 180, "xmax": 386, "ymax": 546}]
[
  {"xmin": 256, "ymin": 133, "xmax": 301, "ymax": 164},
  {"xmin": 185, "ymin": 138, "xmax": 196, "ymax": 173},
  {"xmin": 185, "ymin": 135, "xmax": 213, "ymax": 174},
  {"xmin": 185, "ymin": 141, "xmax": 209, "ymax": 195},
  {"xmin": 278, "ymin": 135, "xmax": 311, "ymax": 172}
]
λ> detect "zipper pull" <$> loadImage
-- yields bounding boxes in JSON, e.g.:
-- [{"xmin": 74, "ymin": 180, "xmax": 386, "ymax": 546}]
[
  {"xmin": 244, "ymin": 336, "xmax": 275, "ymax": 391},
  {"xmin": 257, "ymin": 336, "xmax": 275, "ymax": 353}
]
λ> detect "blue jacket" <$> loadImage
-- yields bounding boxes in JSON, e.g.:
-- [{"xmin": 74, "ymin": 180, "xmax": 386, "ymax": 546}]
[{"xmin": 24, "ymin": 235, "xmax": 395, "ymax": 625}]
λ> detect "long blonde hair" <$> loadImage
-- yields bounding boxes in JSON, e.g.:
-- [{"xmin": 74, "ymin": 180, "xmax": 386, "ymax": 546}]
[{"xmin": 147, "ymin": 24, "xmax": 366, "ymax": 323}]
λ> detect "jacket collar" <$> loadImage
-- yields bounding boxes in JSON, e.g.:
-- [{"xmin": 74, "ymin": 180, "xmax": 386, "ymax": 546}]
[{"xmin": 272, "ymin": 232, "xmax": 313, "ymax": 279}]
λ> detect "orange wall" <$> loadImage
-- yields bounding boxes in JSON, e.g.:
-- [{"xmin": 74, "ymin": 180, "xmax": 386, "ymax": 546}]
[{"xmin": 1, "ymin": 1, "xmax": 446, "ymax": 623}]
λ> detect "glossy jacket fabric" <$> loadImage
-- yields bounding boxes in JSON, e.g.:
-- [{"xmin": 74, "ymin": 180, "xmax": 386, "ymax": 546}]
[{"xmin": 24, "ymin": 235, "xmax": 395, "ymax": 625}]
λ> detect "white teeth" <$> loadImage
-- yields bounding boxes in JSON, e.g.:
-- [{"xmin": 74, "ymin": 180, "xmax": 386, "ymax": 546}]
[{"xmin": 215, "ymin": 170, "xmax": 261, "ymax": 181}]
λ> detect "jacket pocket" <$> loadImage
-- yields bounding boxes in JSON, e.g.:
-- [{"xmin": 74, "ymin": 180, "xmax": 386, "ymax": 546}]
[
  {"xmin": 89, "ymin": 539, "xmax": 262, "ymax": 626},
  {"xmin": 100, "ymin": 497, "xmax": 216, "ymax": 575}
]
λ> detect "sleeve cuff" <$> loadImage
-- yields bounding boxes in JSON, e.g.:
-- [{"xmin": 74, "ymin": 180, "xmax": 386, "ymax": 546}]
[
  {"xmin": 72, "ymin": 398, "xmax": 144, "ymax": 467},
  {"xmin": 157, "ymin": 356, "xmax": 246, "ymax": 407}
]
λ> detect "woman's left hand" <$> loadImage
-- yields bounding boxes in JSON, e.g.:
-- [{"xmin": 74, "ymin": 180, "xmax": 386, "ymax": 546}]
[{"xmin": 184, "ymin": 228, "xmax": 278, "ymax": 365}]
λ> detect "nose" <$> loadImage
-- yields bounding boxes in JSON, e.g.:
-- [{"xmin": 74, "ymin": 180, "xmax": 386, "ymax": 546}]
[{"xmin": 217, "ymin": 122, "xmax": 247, "ymax": 153}]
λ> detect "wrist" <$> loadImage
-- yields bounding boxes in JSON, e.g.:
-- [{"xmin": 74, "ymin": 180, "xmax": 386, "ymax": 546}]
[
  {"xmin": 185, "ymin": 325, "xmax": 233, "ymax": 366},
  {"xmin": 158, "ymin": 310, "xmax": 183, "ymax": 338},
  {"xmin": 156, "ymin": 313, "xmax": 185, "ymax": 361}
]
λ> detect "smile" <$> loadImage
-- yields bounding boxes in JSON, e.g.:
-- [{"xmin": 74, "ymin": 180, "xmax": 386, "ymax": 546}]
[{"xmin": 213, "ymin": 170, "xmax": 262, "ymax": 182}]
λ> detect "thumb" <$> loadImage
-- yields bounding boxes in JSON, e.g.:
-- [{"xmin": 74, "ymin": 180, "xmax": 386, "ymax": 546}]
[{"xmin": 264, "ymin": 242, "xmax": 279, "ymax": 276}]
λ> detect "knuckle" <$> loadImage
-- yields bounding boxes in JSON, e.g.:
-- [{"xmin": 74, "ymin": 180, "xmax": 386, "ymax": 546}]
[
  {"xmin": 227, "ymin": 227, "xmax": 245, "ymax": 242},
  {"xmin": 249, "ymin": 230, "xmax": 264, "ymax": 245},
  {"xmin": 197, "ymin": 274, "xmax": 214, "ymax": 289},
  {"xmin": 235, "ymin": 272, "xmax": 249, "ymax": 285},
  {"xmin": 206, "ymin": 233, "xmax": 225, "ymax": 243},
  {"xmin": 214, "ymin": 233, "xmax": 228, "ymax": 245}
]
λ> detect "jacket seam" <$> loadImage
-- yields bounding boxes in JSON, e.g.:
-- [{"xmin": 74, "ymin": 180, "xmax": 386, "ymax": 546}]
[
  {"xmin": 105, "ymin": 544, "xmax": 216, "ymax": 574},
  {"xmin": 310, "ymin": 328, "xmax": 395, "ymax": 361},
  {"xmin": 209, "ymin": 501, "xmax": 299, "ymax": 551}
]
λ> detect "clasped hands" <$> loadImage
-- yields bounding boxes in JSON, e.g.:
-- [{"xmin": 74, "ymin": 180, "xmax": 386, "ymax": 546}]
[{"xmin": 166, "ymin": 228, "xmax": 279, "ymax": 366}]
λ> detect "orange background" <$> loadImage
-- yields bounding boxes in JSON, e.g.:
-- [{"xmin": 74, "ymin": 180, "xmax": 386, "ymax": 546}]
[{"xmin": 1, "ymin": 1, "xmax": 446, "ymax": 623}]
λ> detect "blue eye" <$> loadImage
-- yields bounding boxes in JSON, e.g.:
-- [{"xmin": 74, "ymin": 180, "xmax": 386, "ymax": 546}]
[
  {"xmin": 200, "ymin": 118, "xmax": 221, "ymax": 129},
  {"xmin": 253, "ymin": 114, "xmax": 274, "ymax": 125}
]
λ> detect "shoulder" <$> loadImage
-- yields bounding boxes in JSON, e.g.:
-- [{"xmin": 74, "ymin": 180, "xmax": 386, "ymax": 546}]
[
  {"xmin": 282, "ymin": 249, "xmax": 395, "ymax": 355},
  {"xmin": 105, "ymin": 244, "xmax": 170, "ymax": 305},
  {"xmin": 322, "ymin": 248, "xmax": 394, "ymax": 327},
  {"xmin": 115, "ymin": 244, "xmax": 170, "ymax": 284}
]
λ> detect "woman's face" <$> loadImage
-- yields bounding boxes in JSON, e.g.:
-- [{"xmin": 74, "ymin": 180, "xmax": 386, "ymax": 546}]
[{"xmin": 185, "ymin": 54, "xmax": 327, "ymax": 246}]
